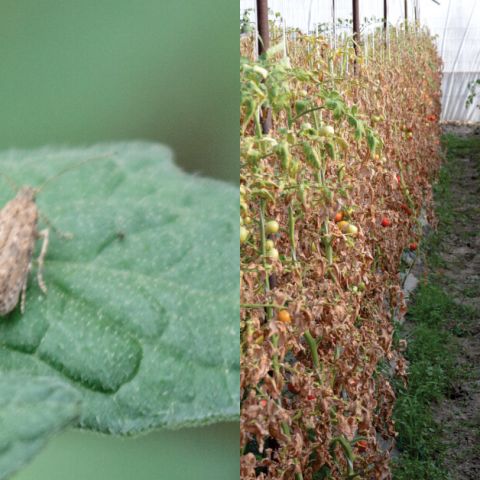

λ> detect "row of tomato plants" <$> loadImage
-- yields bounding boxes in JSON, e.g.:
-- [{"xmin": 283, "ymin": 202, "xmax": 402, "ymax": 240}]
[{"xmin": 240, "ymin": 27, "xmax": 442, "ymax": 480}]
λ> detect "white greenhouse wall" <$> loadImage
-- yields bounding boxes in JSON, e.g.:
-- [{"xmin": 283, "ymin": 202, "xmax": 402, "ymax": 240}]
[{"xmin": 240, "ymin": 0, "xmax": 480, "ymax": 122}]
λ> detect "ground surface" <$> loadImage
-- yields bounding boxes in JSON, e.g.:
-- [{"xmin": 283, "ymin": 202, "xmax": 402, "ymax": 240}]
[{"xmin": 434, "ymin": 125, "xmax": 480, "ymax": 479}]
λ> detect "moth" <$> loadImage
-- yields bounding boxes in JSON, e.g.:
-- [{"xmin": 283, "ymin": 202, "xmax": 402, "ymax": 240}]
[
  {"xmin": 0, "ymin": 153, "xmax": 113, "ymax": 316},
  {"xmin": 0, "ymin": 187, "xmax": 48, "ymax": 315}
]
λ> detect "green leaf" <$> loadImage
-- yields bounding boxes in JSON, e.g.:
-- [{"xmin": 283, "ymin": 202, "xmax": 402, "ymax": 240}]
[
  {"xmin": 347, "ymin": 115, "xmax": 365, "ymax": 140},
  {"xmin": 0, "ymin": 143, "xmax": 239, "ymax": 435},
  {"xmin": 0, "ymin": 374, "xmax": 80, "ymax": 479},
  {"xmin": 346, "ymin": 114, "xmax": 358, "ymax": 129},
  {"xmin": 366, "ymin": 132, "xmax": 378, "ymax": 154},
  {"xmin": 324, "ymin": 93, "xmax": 346, "ymax": 120},
  {"xmin": 301, "ymin": 142, "xmax": 322, "ymax": 170},
  {"xmin": 325, "ymin": 141, "xmax": 337, "ymax": 161}
]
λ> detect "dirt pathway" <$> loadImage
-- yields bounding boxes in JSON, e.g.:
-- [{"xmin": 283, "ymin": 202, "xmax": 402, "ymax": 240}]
[{"xmin": 434, "ymin": 125, "xmax": 480, "ymax": 479}]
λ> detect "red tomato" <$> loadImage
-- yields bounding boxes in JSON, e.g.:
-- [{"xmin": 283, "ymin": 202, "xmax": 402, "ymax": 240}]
[
  {"xmin": 287, "ymin": 383, "xmax": 300, "ymax": 394},
  {"xmin": 400, "ymin": 204, "xmax": 412, "ymax": 215},
  {"xmin": 381, "ymin": 218, "xmax": 391, "ymax": 227},
  {"xmin": 357, "ymin": 440, "xmax": 368, "ymax": 452}
]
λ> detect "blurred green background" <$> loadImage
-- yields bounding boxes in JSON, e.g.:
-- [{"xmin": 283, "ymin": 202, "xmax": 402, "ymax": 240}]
[
  {"xmin": 15, "ymin": 425, "xmax": 238, "ymax": 480},
  {"xmin": 0, "ymin": 0, "xmax": 238, "ymax": 183},
  {"xmin": 2, "ymin": 1, "xmax": 239, "ymax": 479}
]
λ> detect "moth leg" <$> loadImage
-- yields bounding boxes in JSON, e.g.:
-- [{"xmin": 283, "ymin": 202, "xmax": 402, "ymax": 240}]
[
  {"xmin": 36, "ymin": 228, "xmax": 49, "ymax": 294},
  {"xmin": 39, "ymin": 213, "xmax": 73, "ymax": 240},
  {"xmin": 20, "ymin": 263, "xmax": 32, "ymax": 314}
]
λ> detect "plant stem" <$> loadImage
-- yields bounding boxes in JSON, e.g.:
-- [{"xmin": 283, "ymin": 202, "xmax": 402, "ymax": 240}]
[
  {"xmin": 288, "ymin": 204, "xmax": 297, "ymax": 263},
  {"xmin": 241, "ymin": 303, "xmax": 284, "ymax": 309}
]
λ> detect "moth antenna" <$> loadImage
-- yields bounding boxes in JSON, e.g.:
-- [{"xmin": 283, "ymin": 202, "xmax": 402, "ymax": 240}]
[
  {"xmin": 0, "ymin": 171, "xmax": 20, "ymax": 193},
  {"xmin": 37, "ymin": 151, "xmax": 117, "ymax": 193}
]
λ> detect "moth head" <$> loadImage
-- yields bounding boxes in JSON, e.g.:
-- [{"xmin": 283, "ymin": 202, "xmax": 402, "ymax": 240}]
[{"xmin": 18, "ymin": 186, "xmax": 37, "ymax": 201}]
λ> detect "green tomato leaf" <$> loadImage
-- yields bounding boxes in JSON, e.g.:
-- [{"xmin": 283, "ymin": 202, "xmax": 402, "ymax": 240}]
[
  {"xmin": 0, "ymin": 143, "xmax": 239, "ymax": 435},
  {"xmin": 0, "ymin": 374, "xmax": 80, "ymax": 479}
]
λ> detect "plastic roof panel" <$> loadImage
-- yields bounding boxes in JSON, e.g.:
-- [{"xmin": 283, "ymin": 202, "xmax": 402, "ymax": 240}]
[{"xmin": 240, "ymin": 0, "xmax": 480, "ymax": 122}]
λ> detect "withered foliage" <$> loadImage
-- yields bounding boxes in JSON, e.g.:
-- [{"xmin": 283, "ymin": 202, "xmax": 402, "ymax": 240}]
[{"xmin": 240, "ymin": 28, "xmax": 441, "ymax": 480}]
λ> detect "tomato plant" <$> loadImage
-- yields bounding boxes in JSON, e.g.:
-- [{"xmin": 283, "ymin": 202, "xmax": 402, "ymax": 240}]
[{"xmin": 241, "ymin": 23, "xmax": 441, "ymax": 480}]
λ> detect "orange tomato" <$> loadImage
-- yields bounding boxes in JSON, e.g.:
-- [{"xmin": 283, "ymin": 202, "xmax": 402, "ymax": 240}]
[
  {"xmin": 278, "ymin": 310, "xmax": 292, "ymax": 323},
  {"xmin": 337, "ymin": 221, "xmax": 350, "ymax": 233}
]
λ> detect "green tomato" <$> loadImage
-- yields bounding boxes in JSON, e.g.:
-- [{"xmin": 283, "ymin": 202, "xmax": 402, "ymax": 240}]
[
  {"xmin": 266, "ymin": 247, "xmax": 279, "ymax": 260},
  {"xmin": 345, "ymin": 224, "xmax": 358, "ymax": 236},
  {"xmin": 265, "ymin": 220, "xmax": 279, "ymax": 234},
  {"xmin": 240, "ymin": 226, "xmax": 249, "ymax": 244},
  {"xmin": 318, "ymin": 125, "xmax": 335, "ymax": 137}
]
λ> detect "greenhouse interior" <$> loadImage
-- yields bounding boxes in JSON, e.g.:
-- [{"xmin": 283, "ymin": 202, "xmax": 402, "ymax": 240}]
[{"xmin": 240, "ymin": 1, "xmax": 479, "ymax": 479}]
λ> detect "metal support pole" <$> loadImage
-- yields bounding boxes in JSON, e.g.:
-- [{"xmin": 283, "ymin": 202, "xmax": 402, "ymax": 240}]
[
  {"xmin": 332, "ymin": 0, "xmax": 336, "ymax": 49},
  {"xmin": 256, "ymin": 0, "xmax": 270, "ymax": 56},
  {"xmin": 256, "ymin": 0, "xmax": 272, "ymax": 133},
  {"xmin": 404, "ymin": 0, "xmax": 408, "ymax": 30},
  {"xmin": 352, "ymin": 0, "xmax": 360, "ymax": 72},
  {"xmin": 383, "ymin": 0, "xmax": 388, "ymax": 47}
]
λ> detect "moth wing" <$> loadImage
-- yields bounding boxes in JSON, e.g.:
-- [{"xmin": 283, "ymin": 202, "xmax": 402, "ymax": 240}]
[{"xmin": 0, "ymin": 194, "xmax": 38, "ymax": 315}]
